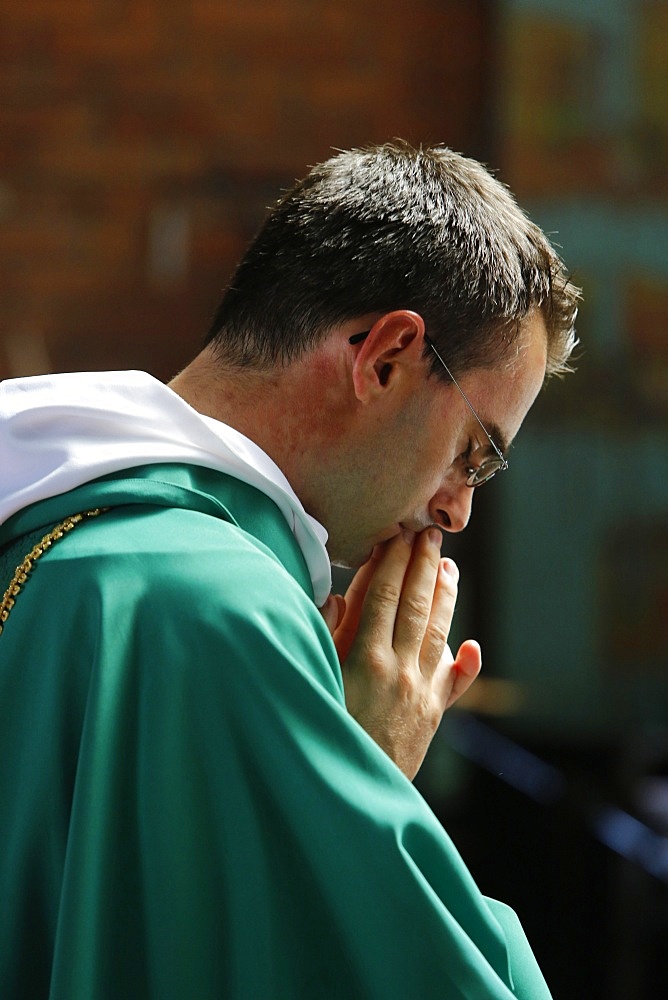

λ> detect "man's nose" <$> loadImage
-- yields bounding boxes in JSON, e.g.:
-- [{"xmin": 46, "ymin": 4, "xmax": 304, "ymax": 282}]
[{"xmin": 429, "ymin": 482, "xmax": 474, "ymax": 533}]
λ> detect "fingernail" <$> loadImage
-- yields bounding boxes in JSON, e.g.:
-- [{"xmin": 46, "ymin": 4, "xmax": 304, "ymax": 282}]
[
  {"xmin": 427, "ymin": 527, "xmax": 443, "ymax": 549},
  {"xmin": 441, "ymin": 558, "xmax": 459, "ymax": 582},
  {"xmin": 401, "ymin": 528, "xmax": 415, "ymax": 546}
]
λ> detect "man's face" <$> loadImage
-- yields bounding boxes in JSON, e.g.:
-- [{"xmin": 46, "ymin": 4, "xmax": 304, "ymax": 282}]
[{"xmin": 325, "ymin": 311, "xmax": 548, "ymax": 567}]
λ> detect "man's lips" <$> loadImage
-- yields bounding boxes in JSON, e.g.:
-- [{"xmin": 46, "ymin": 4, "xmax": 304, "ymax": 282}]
[
  {"xmin": 374, "ymin": 521, "xmax": 432, "ymax": 548},
  {"xmin": 399, "ymin": 519, "xmax": 435, "ymax": 535}
]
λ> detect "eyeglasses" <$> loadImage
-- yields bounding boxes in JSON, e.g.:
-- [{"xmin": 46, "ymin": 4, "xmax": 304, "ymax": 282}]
[{"xmin": 348, "ymin": 329, "xmax": 509, "ymax": 486}]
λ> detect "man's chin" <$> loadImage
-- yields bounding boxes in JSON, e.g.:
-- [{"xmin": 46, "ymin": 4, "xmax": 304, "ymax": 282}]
[
  {"xmin": 328, "ymin": 526, "xmax": 409, "ymax": 570},
  {"xmin": 330, "ymin": 555, "xmax": 367, "ymax": 571},
  {"xmin": 330, "ymin": 544, "xmax": 376, "ymax": 570},
  {"xmin": 330, "ymin": 536, "xmax": 400, "ymax": 570}
]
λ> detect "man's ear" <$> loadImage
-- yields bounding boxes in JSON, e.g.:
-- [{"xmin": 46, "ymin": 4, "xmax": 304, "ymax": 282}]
[{"xmin": 350, "ymin": 310, "xmax": 427, "ymax": 403}]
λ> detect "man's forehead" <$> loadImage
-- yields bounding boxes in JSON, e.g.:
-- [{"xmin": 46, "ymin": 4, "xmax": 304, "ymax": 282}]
[{"xmin": 463, "ymin": 324, "xmax": 548, "ymax": 454}]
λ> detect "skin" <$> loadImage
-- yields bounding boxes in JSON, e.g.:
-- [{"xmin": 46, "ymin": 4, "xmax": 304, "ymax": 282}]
[
  {"xmin": 169, "ymin": 308, "xmax": 548, "ymax": 779},
  {"xmin": 321, "ymin": 531, "xmax": 481, "ymax": 778}
]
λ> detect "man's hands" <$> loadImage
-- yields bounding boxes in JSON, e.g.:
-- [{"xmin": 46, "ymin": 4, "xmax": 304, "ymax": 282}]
[{"xmin": 320, "ymin": 529, "xmax": 481, "ymax": 780}]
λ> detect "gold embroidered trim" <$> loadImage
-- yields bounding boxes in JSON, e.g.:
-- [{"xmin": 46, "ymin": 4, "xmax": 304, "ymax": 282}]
[{"xmin": 0, "ymin": 507, "xmax": 109, "ymax": 636}]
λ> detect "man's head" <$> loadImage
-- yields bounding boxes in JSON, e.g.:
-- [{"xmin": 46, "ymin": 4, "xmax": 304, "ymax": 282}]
[
  {"xmin": 205, "ymin": 141, "xmax": 579, "ymax": 384},
  {"xmin": 174, "ymin": 143, "xmax": 579, "ymax": 567}
]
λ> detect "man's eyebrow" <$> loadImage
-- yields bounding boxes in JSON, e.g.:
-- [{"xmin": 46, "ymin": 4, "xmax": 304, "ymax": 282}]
[{"xmin": 485, "ymin": 423, "xmax": 510, "ymax": 456}]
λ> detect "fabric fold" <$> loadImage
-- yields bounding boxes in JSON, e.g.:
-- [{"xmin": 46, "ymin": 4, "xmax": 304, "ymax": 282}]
[{"xmin": 0, "ymin": 370, "xmax": 331, "ymax": 605}]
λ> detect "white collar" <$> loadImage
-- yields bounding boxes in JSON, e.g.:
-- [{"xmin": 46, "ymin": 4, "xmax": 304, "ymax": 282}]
[{"xmin": 0, "ymin": 370, "xmax": 331, "ymax": 605}]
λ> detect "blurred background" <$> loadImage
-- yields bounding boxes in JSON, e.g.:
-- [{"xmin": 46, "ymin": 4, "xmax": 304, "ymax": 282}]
[{"xmin": 1, "ymin": 0, "xmax": 667, "ymax": 995}]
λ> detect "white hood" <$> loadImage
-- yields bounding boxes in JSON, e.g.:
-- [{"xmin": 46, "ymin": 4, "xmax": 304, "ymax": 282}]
[{"xmin": 0, "ymin": 370, "xmax": 331, "ymax": 605}]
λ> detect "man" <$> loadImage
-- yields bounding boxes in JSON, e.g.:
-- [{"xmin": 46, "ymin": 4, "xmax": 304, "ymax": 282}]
[{"xmin": 0, "ymin": 142, "xmax": 579, "ymax": 998}]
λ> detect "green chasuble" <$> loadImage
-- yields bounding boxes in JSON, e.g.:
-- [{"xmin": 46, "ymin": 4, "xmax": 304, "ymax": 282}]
[{"xmin": 0, "ymin": 463, "xmax": 552, "ymax": 999}]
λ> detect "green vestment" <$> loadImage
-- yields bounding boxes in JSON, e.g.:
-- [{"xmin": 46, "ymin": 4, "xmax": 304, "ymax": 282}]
[{"xmin": 0, "ymin": 463, "xmax": 551, "ymax": 999}]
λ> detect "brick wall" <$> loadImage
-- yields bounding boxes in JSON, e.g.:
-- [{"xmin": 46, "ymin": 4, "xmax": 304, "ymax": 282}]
[{"xmin": 0, "ymin": 0, "xmax": 492, "ymax": 381}]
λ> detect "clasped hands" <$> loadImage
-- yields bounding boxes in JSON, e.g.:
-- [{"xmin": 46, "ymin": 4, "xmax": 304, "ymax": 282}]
[{"xmin": 321, "ymin": 529, "xmax": 481, "ymax": 780}]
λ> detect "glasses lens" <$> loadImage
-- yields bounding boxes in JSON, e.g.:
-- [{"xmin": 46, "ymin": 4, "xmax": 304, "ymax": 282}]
[{"xmin": 466, "ymin": 459, "xmax": 504, "ymax": 487}]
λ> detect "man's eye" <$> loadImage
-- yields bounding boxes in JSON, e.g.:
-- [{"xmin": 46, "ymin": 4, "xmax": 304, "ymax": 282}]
[
  {"xmin": 460, "ymin": 440, "xmax": 477, "ymax": 473},
  {"xmin": 462, "ymin": 438, "xmax": 484, "ymax": 464}
]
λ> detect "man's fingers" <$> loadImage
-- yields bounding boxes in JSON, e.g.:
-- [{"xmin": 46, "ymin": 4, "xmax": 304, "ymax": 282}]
[
  {"xmin": 332, "ymin": 547, "xmax": 385, "ymax": 661},
  {"xmin": 430, "ymin": 556, "xmax": 459, "ymax": 631},
  {"xmin": 320, "ymin": 593, "xmax": 345, "ymax": 636},
  {"xmin": 444, "ymin": 639, "xmax": 482, "ymax": 709},
  {"xmin": 340, "ymin": 547, "xmax": 382, "ymax": 627},
  {"xmin": 391, "ymin": 528, "xmax": 444, "ymax": 659},
  {"xmin": 355, "ymin": 531, "xmax": 416, "ymax": 650},
  {"xmin": 419, "ymin": 556, "xmax": 459, "ymax": 672}
]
